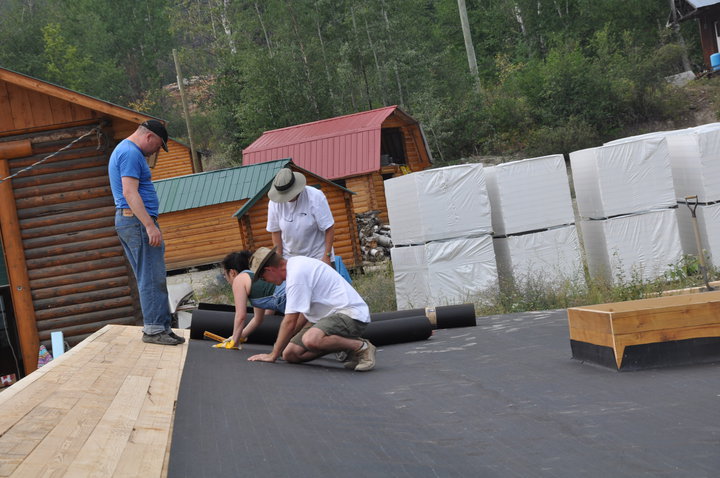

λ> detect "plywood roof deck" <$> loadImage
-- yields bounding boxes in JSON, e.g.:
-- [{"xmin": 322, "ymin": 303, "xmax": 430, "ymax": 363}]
[{"xmin": 0, "ymin": 325, "xmax": 189, "ymax": 477}]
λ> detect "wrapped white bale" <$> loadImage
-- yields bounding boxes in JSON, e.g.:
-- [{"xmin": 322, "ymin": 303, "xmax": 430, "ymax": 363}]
[
  {"xmin": 390, "ymin": 244, "xmax": 431, "ymax": 311},
  {"xmin": 425, "ymin": 235, "xmax": 498, "ymax": 306},
  {"xmin": 570, "ymin": 137, "xmax": 675, "ymax": 219},
  {"xmin": 663, "ymin": 123, "xmax": 720, "ymax": 203},
  {"xmin": 580, "ymin": 209, "xmax": 683, "ymax": 284},
  {"xmin": 675, "ymin": 202, "xmax": 720, "ymax": 268},
  {"xmin": 384, "ymin": 164, "xmax": 492, "ymax": 245},
  {"xmin": 493, "ymin": 225, "xmax": 584, "ymax": 285},
  {"xmin": 391, "ymin": 235, "xmax": 498, "ymax": 310},
  {"xmin": 485, "ymin": 154, "xmax": 575, "ymax": 235}
]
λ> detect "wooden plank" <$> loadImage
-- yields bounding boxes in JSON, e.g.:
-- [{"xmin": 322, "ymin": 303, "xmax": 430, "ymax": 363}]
[
  {"xmin": 570, "ymin": 290, "xmax": 720, "ymax": 313},
  {"xmin": 66, "ymin": 374, "xmax": 152, "ymax": 476},
  {"xmin": 26, "ymin": 88, "xmax": 54, "ymax": 127},
  {"xmin": 566, "ymin": 309, "xmax": 612, "ymax": 336},
  {"xmin": 615, "ymin": 323, "xmax": 720, "ymax": 347},
  {"xmin": 0, "ymin": 80, "xmax": 15, "ymax": 131},
  {"xmin": 610, "ymin": 301, "xmax": 720, "ymax": 334},
  {"xmin": 5, "ymin": 83, "xmax": 31, "ymax": 130},
  {"xmin": 567, "ymin": 326, "xmax": 614, "ymax": 348}
]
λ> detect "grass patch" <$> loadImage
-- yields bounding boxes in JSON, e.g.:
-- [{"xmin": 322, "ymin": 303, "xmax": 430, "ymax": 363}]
[{"xmin": 194, "ymin": 255, "xmax": 717, "ymax": 316}]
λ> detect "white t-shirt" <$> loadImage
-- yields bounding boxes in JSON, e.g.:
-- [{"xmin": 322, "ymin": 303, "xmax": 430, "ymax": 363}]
[
  {"xmin": 266, "ymin": 186, "xmax": 335, "ymax": 260},
  {"xmin": 284, "ymin": 256, "xmax": 370, "ymax": 324}
]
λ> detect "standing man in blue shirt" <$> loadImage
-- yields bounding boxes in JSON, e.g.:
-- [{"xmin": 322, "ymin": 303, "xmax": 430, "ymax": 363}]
[{"xmin": 108, "ymin": 120, "xmax": 184, "ymax": 345}]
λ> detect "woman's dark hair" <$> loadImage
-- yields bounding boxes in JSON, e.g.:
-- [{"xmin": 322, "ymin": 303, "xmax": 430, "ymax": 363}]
[{"xmin": 221, "ymin": 251, "xmax": 252, "ymax": 273}]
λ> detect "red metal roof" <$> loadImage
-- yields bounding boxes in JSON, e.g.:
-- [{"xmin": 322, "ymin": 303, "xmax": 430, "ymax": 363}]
[{"xmin": 242, "ymin": 106, "xmax": 402, "ymax": 180}]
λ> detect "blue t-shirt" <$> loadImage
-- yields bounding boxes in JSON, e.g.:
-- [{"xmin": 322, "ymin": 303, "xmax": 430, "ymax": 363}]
[{"xmin": 108, "ymin": 139, "xmax": 159, "ymax": 217}]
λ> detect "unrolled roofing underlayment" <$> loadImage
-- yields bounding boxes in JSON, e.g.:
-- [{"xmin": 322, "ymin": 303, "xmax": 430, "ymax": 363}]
[{"xmin": 167, "ymin": 310, "xmax": 719, "ymax": 477}]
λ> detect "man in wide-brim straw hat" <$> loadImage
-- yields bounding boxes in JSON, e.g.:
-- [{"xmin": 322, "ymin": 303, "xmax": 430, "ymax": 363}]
[
  {"xmin": 246, "ymin": 246, "xmax": 376, "ymax": 371},
  {"xmin": 266, "ymin": 166, "xmax": 335, "ymax": 266}
]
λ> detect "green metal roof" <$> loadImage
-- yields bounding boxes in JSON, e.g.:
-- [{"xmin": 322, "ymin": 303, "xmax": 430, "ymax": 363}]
[
  {"xmin": 0, "ymin": 235, "xmax": 8, "ymax": 287},
  {"xmin": 154, "ymin": 158, "xmax": 292, "ymax": 214}
]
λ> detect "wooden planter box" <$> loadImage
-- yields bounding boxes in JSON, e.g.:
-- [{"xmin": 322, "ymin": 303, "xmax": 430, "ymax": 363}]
[{"xmin": 567, "ymin": 290, "xmax": 720, "ymax": 370}]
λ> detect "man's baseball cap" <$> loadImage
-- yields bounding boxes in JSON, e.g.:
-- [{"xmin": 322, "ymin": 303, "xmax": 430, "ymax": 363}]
[{"xmin": 141, "ymin": 120, "xmax": 169, "ymax": 152}]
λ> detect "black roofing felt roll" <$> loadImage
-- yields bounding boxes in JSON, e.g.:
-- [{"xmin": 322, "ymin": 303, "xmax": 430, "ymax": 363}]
[
  {"xmin": 197, "ymin": 302, "xmax": 253, "ymax": 313},
  {"xmin": 370, "ymin": 304, "xmax": 477, "ymax": 329},
  {"xmin": 434, "ymin": 303, "xmax": 477, "ymax": 329},
  {"xmin": 370, "ymin": 308, "xmax": 425, "ymax": 322},
  {"xmin": 361, "ymin": 316, "xmax": 432, "ymax": 346},
  {"xmin": 191, "ymin": 308, "xmax": 432, "ymax": 346},
  {"xmin": 189, "ymin": 308, "xmax": 280, "ymax": 345}
]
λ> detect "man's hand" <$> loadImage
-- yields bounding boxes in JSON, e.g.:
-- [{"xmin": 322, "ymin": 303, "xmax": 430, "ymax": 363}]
[
  {"xmin": 248, "ymin": 353, "xmax": 277, "ymax": 362},
  {"xmin": 145, "ymin": 223, "xmax": 163, "ymax": 247},
  {"xmin": 321, "ymin": 254, "xmax": 331, "ymax": 266}
]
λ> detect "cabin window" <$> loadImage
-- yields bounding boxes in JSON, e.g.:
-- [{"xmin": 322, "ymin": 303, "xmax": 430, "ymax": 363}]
[{"xmin": 380, "ymin": 128, "xmax": 407, "ymax": 166}]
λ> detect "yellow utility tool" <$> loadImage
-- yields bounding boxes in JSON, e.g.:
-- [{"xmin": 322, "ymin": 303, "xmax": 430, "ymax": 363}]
[{"xmin": 203, "ymin": 330, "xmax": 246, "ymax": 349}]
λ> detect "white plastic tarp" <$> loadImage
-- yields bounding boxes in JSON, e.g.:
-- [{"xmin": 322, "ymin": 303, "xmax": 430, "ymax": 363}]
[
  {"xmin": 493, "ymin": 225, "xmax": 584, "ymax": 285},
  {"xmin": 485, "ymin": 155, "xmax": 575, "ymax": 235},
  {"xmin": 570, "ymin": 137, "xmax": 676, "ymax": 219},
  {"xmin": 675, "ymin": 202, "xmax": 720, "ymax": 268},
  {"xmin": 580, "ymin": 208, "xmax": 683, "ymax": 284},
  {"xmin": 384, "ymin": 164, "xmax": 492, "ymax": 245},
  {"xmin": 391, "ymin": 235, "xmax": 498, "ymax": 310}
]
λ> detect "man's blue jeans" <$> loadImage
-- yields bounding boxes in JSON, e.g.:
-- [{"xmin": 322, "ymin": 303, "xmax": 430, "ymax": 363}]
[{"xmin": 115, "ymin": 211, "xmax": 171, "ymax": 335}]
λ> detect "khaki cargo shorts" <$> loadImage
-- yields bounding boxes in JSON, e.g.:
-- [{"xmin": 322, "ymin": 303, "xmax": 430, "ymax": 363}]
[{"xmin": 290, "ymin": 312, "xmax": 368, "ymax": 350}]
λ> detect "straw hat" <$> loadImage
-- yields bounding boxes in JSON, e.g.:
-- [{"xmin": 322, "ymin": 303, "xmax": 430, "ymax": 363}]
[{"xmin": 249, "ymin": 246, "xmax": 278, "ymax": 282}]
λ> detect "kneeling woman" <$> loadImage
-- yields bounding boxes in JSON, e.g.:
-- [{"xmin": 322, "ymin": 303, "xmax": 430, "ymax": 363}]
[{"xmin": 218, "ymin": 251, "xmax": 286, "ymax": 348}]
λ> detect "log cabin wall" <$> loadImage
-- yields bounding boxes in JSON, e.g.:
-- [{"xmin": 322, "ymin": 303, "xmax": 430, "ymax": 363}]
[
  {"xmin": 0, "ymin": 124, "xmax": 142, "ymax": 352},
  {"xmin": 346, "ymin": 172, "xmax": 389, "ymax": 224},
  {"xmin": 159, "ymin": 201, "xmax": 248, "ymax": 271},
  {"xmin": 152, "ymin": 139, "xmax": 195, "ymax": 181},
  {"xmin": 237, "ymin": 185, "xmax": 361, "ymax": 269}
]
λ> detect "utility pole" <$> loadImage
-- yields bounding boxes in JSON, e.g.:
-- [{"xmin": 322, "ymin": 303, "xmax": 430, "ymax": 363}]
[
  {"xmin": 173, "ymin": 49, "xmax": 202, "ymax": 173},
  {"xmin": 668, "ymin": 0, "xmax": 693, "ymax": 72},
  {"xmin": 457, "ymin": 0, "xmax": 480, "ymax": 87}
]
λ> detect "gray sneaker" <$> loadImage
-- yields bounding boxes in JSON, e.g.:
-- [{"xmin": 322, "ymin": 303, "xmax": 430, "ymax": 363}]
[
  {"xmin": 142, "ymin": 332, "xmax": 181, "ymax": 345},
  {"xmin": 343, "ymin": 350, "xmax": 358, "ymax": 370},
  {"xmin": 167, "ymin": 330, "xmax": 186, "ymax": 344},
  {"xmin": 354, "ymin": 340, "xmax": 376, "ymax": 372}
]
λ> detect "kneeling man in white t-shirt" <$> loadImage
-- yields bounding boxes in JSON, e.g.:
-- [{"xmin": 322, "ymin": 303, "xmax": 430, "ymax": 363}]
[{"xmin": 247, "ymin": 247, "xmax": 376, "ymax": 372}]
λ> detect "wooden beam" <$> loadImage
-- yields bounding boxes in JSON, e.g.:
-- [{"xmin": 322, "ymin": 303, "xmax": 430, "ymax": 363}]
[
  {"xmin": 0, "ymin": 159, "xmax": 39, "ymax": 375},
  {"xmin": 0, "ymin": 139, "xmax": 31, "ymax": 160}
]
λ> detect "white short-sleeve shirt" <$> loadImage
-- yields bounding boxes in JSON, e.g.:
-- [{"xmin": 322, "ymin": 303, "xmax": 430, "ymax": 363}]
[
  {"xmin": 266, "ymin": 186, "xmax": 335, "ymax": 260},
  {"xmin": 284, "ymin": 256, "xmax": 370, "ymax": 324}
]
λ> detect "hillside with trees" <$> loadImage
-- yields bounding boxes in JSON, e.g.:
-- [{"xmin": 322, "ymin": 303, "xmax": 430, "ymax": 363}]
[{"xmin": 0, "ymin": 0, "xmax": 712, "ymax": 168}]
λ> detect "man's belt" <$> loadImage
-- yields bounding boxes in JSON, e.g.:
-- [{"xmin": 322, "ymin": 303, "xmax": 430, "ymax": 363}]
[{"xmin": 119, "ymin": 208, "xmax": 157, "ymax": 220}]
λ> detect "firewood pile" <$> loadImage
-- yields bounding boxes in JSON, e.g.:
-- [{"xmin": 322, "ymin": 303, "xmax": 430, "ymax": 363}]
[{"xmin": 356, "ymin": 210, "xmax": 392, "ymax": 262}]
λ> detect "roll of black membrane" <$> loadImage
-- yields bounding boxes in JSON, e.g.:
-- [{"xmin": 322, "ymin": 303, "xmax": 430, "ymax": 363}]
[
  {"xmin": 370, "ymin": 303, "xmax": 477, "ymax": 329},
  {"xmin": 370, "ymin": 308, "xmax": 425, "ymax": 322},
  {"xmin": 434, "ymin": 303, "xmax": 477, "ymax": 329},
  {"xmin": 191, "ymin": 309, "xmax": 432, "ymax": 346},
  {"xmin": 362, "ymin": 316, "xmax": 432, "ymax": 346},
  {"xmin": 198, "ymin": 302, "xmax": 253, "ymax": 313},
  {"xmin": 190, "ymin": 308, "xmax": 281, "ymax": 344}
]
